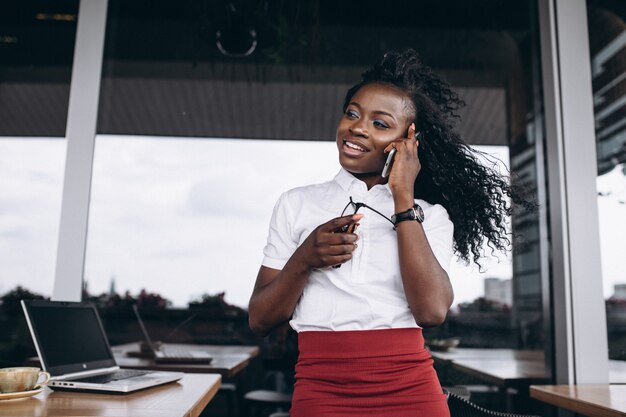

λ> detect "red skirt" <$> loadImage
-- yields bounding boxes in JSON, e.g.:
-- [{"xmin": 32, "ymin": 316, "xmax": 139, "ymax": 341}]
[{"xmin": 291, "ymin": 328, "xmax": 449, "ymax": 417}]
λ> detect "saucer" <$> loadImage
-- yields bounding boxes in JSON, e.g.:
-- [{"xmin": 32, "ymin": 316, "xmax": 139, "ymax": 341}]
[{"xmin": 0, "ymin": 386, "xmax": 44, "ymax": 400}]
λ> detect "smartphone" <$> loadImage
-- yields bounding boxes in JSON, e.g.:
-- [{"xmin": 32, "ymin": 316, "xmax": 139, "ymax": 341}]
[
  {"xmin": 381, "ymin": 130, "xmax": 422, "ymax": 178},
  {"xmin": 381, "ymin": 147, "xmax": 397, "ymax": 178}
]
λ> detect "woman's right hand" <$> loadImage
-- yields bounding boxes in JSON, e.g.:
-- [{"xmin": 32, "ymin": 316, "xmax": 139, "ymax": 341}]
[
  {"xmin": 293, "ymin": 213, "xmax": 364, "ymax": 270},
  {"xmin": 249, "ymin": 212, "xmax": 363, "ymax": 336}
]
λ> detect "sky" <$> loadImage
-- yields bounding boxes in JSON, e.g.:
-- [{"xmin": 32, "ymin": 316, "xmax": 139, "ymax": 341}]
[{"xmin": 0, "ymin": 137, "xmax": 623, "ymax": 307}]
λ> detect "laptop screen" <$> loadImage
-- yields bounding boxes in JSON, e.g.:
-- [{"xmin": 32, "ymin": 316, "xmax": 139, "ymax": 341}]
[
  {"xmin": 22, "ymin": 300, "xmax": 117, "ymax": 376},
  {"xmin": 132, "ymin": 304, "xmax": 157, "ymax": 353}
]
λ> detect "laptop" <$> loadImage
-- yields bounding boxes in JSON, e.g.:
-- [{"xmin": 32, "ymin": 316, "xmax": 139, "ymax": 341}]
[
  {"xmin": 131, "ymin": 304, "xmax": 213, "ymax": 364},
  {"xmin": 21, "ymin": 299, "xmax": 184, "ymax": 393}
]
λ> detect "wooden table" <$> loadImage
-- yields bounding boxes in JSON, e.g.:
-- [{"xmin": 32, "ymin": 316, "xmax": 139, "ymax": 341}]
[
  {"xmin": 112, "ymin": 343, "xmax": 260, "ymax": 378},
  {"xmin": 430, "ymin": 347, "xmax": 549, "ymax": 411},
  {"xmin": 530, "ymin": 384, "xmax": 626, "ymax": 417},
  {"xmin": 430, "ymin": 348, "xmax": 549, "ymax": 388},
  {"xmin": 450, "ymin": 357, "xmax": 549, "ymax": 388},
  {"xmin": 0, "ymin": 373, "xmax": 221, "ymax": 417},
  {"xmin": 431, "ymin": 348, "xmax": 626, "ymax": 386},
  {"xmin": 430, "ymin": 348, "xmax": 544, "ymax": 364}
]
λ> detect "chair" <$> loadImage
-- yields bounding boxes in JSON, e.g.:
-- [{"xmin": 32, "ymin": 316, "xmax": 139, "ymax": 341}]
[
  {"xmin": 243, "ymin": 389, "xmax": 292, "ymax": 417},
  {"xmin": 446, "ymin": 392, "xmax": 541, "ymax": 417},
  {"xmin": 242, "ymin": 369, "xmax": 292, "ymax": 417},
  {"xmin": 244, "ymin": 324, "xmax": 295, "ymax": 416}
]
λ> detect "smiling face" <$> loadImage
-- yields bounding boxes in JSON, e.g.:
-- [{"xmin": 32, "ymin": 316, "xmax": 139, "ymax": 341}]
[{"xmin": 336, "ymin": 83, "xmax": 415, "ymax": 188}]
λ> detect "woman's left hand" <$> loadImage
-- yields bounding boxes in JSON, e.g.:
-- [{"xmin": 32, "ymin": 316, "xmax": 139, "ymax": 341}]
[{"xmin": 384, "ymin": 123, "xmax": 421, "ymax": 197}]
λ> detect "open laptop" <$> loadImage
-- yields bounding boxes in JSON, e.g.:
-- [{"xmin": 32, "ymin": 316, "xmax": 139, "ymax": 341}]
[
  {"xmin": 21, "ymin": 299, "xmax": 184, "ymax": 393},
  {"xmin": 131, "ymin": 304, "xmax": 213, "ymax": 364}
]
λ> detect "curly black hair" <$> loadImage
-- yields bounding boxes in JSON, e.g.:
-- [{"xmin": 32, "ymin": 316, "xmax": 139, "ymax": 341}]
[{"xmin": 343, "ymin": 49, "xmax": 535, "ymax": 266}]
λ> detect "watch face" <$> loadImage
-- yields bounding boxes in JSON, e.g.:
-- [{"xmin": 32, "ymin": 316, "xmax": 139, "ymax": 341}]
[{"xmin": 415, "ymin": 205, "xmax": 425, "ymax": 222}]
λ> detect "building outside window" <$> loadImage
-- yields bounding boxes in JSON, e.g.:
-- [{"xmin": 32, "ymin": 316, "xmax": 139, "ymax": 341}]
[{"xmin": 587, "ymin": 0, "xmax": 626, "ymax": 381}]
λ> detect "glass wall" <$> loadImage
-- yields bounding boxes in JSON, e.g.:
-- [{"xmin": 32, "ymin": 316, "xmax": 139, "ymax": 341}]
[
  {"xmin": 9, "ymin": 0, "xmax": 623, "ymax": 413},
  {"xmin": 0, "ymin": 0, "xmax": 77, "ymax": 367},
  {"xmin": 0, "ymin": 0, "xmax": 78, "ymax": 296},
  {"xmin": 587, "ymin": 0, "xmax": 626, "ymax": 382},
  {"xmin": 84, "ymin": 1, "xmax": 551, "ymax": 412},
  {"xmin": 0, "ymin": 140, "xmax": 66, "ymax": 298},
  {"xmin": 0, "ymin": 0, "xmax": 77, "ymax": 295},
  {"xmin": 85, "ymin": 137, "xmax": 338, "ymax": 308}
]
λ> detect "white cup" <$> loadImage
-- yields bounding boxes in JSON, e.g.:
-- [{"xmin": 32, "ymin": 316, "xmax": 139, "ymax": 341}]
[{"xmin": 0, "ymin": 367, "xmax": 50, "ymax": 393}]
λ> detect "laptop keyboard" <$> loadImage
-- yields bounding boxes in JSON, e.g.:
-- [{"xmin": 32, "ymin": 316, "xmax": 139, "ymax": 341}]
[
  {"xmin": 72, "ymin": 369, "xmax": 151, "ymax": 384},
  {"xmin": 161, "ymin": 349, "xmax": 194, "ymax": 359}
]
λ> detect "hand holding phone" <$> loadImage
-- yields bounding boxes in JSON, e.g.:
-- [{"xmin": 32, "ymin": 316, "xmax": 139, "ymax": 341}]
[
  {"xmin": 381, "ymin": 147, "xmax": 397, "ymax": 178},
  {"xmin": 381, "ymin": 124, "xmax": 421, "ymax": 179}
]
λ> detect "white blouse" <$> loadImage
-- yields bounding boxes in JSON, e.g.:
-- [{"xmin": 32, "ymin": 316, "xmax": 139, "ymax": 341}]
[{"xmin": 262, "ymin": 169, "xmax": 454, "ymax": 332}]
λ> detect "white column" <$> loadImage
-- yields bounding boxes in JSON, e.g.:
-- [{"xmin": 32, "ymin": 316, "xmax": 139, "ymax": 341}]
[
  {"xmin": 539, "ymin": 0, "xmax": 609, "ymax": 384},
  {"xmin": 53, "ymin": 0, "xmax": 108, "ymax": 301}
]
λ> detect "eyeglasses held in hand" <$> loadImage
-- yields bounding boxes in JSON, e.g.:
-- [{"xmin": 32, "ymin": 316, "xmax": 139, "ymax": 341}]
[
  {"xmin": 333, "ymin": 197, "xmax": 395, "ymax": 269},
  {"xmin": 339, "ymin": 196, "xmax": 395, "ymax": 233}
]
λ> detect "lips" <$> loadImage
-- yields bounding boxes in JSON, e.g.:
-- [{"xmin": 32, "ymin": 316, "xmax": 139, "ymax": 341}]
[{"xmin": 342, "ymin": 139, "xmax": 369, "ymax": 156}]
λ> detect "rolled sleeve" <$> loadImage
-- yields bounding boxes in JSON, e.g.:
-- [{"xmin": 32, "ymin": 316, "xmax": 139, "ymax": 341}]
[{"xmin": 262, "ymin": 192, "xmax": 297, "ymax": 270}]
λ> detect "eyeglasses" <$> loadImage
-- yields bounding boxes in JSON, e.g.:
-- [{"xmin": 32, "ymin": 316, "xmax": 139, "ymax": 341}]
[
  {"xmin": 339, "ymin": 196, "xmax": 395, "ymax": 233},
  {"xmin": 333, "ymin": 197, "xmax": 395, "ymax": 269}
]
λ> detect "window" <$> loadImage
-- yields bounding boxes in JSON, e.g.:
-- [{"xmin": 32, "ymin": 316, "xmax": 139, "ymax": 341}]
[
  {"xmin": 587, "ymin": 0, "xmax": 626, "ymax": 380},
  {"xmin": 448, "ymin": 145, "xmax": 512, "ymax": 309},
  {"xmin": 0, "ymin": 139, "xmax": 66, "ymax": 297},
  {"xmin": 0, "ymin": 0, "xmax": 77, "ymax": 295},
  {"xmin": 0, "ymin": 0, "xmax": 77, "ymax": 367},
  {"xmin": 87, "ymin": 2, "xmax": 550, "ymax": 412},
  {"xmin": 0, "ymin": 0, "xmax": 78, "ymax": 296},
  {"xmin": 85, "ymin": 136, "xmax": 338, "ymax": 307}
]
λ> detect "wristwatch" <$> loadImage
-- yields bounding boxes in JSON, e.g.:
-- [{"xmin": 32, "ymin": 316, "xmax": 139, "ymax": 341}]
[{"xmin": 391, "ymin": 203, "xmax": 424, "ymax": 228}]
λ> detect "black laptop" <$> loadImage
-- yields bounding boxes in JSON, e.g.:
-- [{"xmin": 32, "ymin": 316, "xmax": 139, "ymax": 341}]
[
  {"xmin": 21, "ymin": 300, "xmax": 183, "ymax": 393},
  {"xmin": 131, "ymin": 304, "xmax": 213, "ymax": 364}
]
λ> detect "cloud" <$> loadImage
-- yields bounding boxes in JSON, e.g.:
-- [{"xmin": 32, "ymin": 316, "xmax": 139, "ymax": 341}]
[
  {"xmin": 84, "ymin": 136, "xmax": 338, "ymax": 306},
  {"xmin": 6, "ymin": 135, "xmax": 622, "ymax": 309},
  {"xmin": 0, "ymin": 139, "xmax": 64, "ymax": 297}
]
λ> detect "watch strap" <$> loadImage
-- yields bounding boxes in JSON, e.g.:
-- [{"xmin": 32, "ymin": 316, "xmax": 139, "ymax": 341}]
[{"xmin": 391, "ymin": 204, "xmax": 424, "ymax": 228}]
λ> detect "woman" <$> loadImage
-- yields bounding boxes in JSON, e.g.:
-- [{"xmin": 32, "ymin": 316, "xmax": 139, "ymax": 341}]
[{"xmin": 249, "ymin": 49, "xmax": 528, "ymax": 416}]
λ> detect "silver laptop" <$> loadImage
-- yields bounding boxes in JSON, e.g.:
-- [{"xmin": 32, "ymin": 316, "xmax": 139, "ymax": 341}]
[
  {"xmin": 131, "ymin": 305, "xmax": 213, "ymax": 364},
  {"xmin": 21, "ymin": 299, "xmax": 184, "ymax": 393}
]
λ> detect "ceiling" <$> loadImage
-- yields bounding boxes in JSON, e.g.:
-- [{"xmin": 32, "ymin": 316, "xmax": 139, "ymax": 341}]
[{"xmin": 0, "ymin": 0, "xmax": 534, "ymax": 145}]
